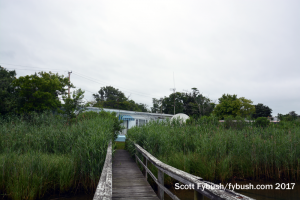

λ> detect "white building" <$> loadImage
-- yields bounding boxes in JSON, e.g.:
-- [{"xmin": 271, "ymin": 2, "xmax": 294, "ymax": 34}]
[{"xmin": 85, "ymin": 107, "xmax": 173, "ymax": 141}]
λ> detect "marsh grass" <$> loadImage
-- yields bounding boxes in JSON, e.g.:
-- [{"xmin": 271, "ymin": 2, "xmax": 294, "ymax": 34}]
[
  {"xmin": 0, "ymin": 111, "xmax": 115, "ymax": 200},
  {"xmin": 126, "ymin": 117, "xmax": 300, "ymax": 184}
]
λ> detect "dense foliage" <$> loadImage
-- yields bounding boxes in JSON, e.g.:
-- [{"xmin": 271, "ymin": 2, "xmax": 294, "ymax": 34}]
[
  {"xmin": 0, "ymin": 66, "xmax": 18, "ymax": 115},
  {"xmin": 93, "ymin": 86, "xmax": 148, "ymax": 112},
  {"xmin": 151, "ymin": 88, "xmax": 215, "ymax": 118},
  {"xmin": 12, "ymin": 71, "xmax": 73, "ymax": 114},
  {"xmin": 126, "ymin": 117, "xmax": 300, "ymax": 185},
  {"xmin": 61, "ymin": 88, "xmax": 86, "ymax": 120},
  {"xmin": 213, "ymin": 94, "xmax": 255, "ymax": 119},
  {"xmin": 278, "ymin": 111, "xmax": 299, "ymax": 121},
  {"xmin": 0, "ymin": 110, "xmax": 121, "ymax": 200},
  {"xmin": 254, "ymin": 117, "xmax": 270, "ymax": 128},
  {"xmin": 252, "ymin": 103, "xmax": 273, "ymax": 119}
]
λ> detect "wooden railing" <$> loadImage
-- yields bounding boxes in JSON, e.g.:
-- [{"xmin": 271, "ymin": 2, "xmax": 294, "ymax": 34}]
[
  {"xmin": 133, "ymin": 142, "xmax": 255, "ymax": 200},
  {"xmin": 93, "ymin": 141, "xmax": 112, "ymax": 200}
]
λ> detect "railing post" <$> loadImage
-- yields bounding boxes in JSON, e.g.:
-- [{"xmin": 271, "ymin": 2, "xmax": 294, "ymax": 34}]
[
  {"xmin": 158, "ymin": 169, "xmax": 164, "ymax": 200},
  {"xmin": 194, "ymin": 190, "xmax": 204, "ymax": 200}
]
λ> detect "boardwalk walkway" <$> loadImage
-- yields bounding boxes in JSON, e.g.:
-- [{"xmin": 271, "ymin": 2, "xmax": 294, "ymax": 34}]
[{"xmin": 112, "ymin": 149, "xmax": 159, "ymax": 200}]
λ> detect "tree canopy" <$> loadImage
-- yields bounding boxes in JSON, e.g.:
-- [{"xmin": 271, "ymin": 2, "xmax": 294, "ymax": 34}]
[
  {"xmin": 151, "ymin": 88, "xmax": 215, "ymax": 118},
  {"xmin": 213, "ymin": 94, "xmax": 255, "ymax": 119},
  {"xmin": 62, "ymin": 88, "xmax": 86, "ymax": 120},
  {"xmin": 93, "ymin": 86, "xmax": 148, "ymax": 112},
  {"xmin": 278, "ymin": 111, "xmax": 299, "ymax": 121},
  {"xmin": 0, "ymin": 66, "xmax": 18, "ymax": 115},
  {"xmin": 13, "ymin": 71, "xmax": 73, "ymax": 113},
  {"xmin": 252, "ymin": 103, "xmax": 272, "ymax": 119}
]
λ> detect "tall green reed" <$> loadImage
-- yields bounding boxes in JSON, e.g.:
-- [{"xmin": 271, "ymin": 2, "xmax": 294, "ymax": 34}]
[
  {"xmin": 126, "ymin": 117, "xmax": 300, "ymax": 184},
  {"xmin": 0, "ymin": 111, "xmax": 115, "ymax": 200}
]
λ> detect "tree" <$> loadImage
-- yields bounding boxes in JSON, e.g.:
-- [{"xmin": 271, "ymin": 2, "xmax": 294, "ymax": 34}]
[
  {"xmin": 0, "ymin": 66, "xmax": 19, "ymax": 115},
  {"xmin": 62, "ymin": 88, "xmax": 86, "ymax": 120},
  {"xmin": 136, "ymin": 103, "xmax": 148, "ymax": 112},
  {"xmin": 93, "ymin": 86, "xmax": 149, "ymax": 112},
  {"xmin": 252, "ymin": 103, "xmax": 272, "ymax": 119},
  {"xmin": 213, "ymin": 94, "xmax": 255, "ymax": 119},
  {"xmin": 288, "ymin": 111, "xmax": 298, "ymax": 119},
  {"xmin": 161, "ymin": 92, "xmax": 185, "ymax": 114},
  {"xmin": 151, "ymin": 88, "xmax": 215, "ymax": 118},
  {"xmin": 151, "ymin": 98, "xmax": 163, "ymax": 113},
  {"xmin": 237, "ymin": 97, "xmax": 256, "ymax": 118},
  {"xmin": 187, "ymin": 88, "xmax": 215, "ymax": 118},
  {"xmin": 278, "ymin": 111, "xmax": 299, "ymax": 121},
  {"xmin": 93, "ymin": 86, "xmax": 127, "ymax": 102},
  {"xmin": 13, "ymin": 71, "xmax": 73, "ymax": 113},
  {"xmin": 93, "ymin": 86, "xmax": 127, "ymax": 109}
]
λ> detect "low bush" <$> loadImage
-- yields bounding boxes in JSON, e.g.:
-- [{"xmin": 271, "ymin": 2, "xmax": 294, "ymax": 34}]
[
  {"xmin": 254, "ymin": 117, "xmax": 270, "ymax": 128},
  {"xmin": 224, "ymin": 115, "xmax": 246, "ymax": 130}
]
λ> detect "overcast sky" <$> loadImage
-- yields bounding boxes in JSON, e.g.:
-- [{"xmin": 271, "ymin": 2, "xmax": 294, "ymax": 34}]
[{"xmin": 1, "ymin": 0, "xmax": 299, "ymax": 116}]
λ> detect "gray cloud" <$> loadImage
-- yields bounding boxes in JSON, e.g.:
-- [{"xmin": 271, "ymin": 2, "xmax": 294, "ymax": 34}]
[{"xmin": 1, "ymin": 0, "xmax": 299, "ymax": 115}]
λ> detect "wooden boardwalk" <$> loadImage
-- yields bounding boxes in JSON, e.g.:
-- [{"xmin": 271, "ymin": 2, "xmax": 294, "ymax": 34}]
[{"xmin": 112, "ymin": 149, "xmax": 159, "ymax": 200}]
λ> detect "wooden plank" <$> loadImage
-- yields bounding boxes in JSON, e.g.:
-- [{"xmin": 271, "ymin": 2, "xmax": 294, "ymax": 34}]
[
  {"xmin": 93, "ymin": 141, "xmax": 112, "ymax": 200},
  {"xmin": 135, "ymin": 154, "xmax": 180, "ymax": 200},
  {"xmin": 157, "ymin": 169, "xmax": 164, "ymax": 200},
  {"xmin": 112, "ymin": 149, "xmax": 159, "ymax": 200}
]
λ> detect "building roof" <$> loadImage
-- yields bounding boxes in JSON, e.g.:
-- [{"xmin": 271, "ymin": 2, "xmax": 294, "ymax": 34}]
[{"xmin": 85, "ymin": 107, "xmax": 173, "ymax": 118}]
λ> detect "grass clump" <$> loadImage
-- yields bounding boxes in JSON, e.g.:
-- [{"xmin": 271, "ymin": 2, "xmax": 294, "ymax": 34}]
[
  {"xmin": 0, "ymin": 110, "xmax": 120, "ymax": 200},
  {"xmin": 126, "ymin": 116, "xmax": 300, "ymax": 185}
]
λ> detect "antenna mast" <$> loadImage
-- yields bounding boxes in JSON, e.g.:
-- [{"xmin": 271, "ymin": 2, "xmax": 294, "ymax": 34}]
[
  {"xmin": 68, "ymin": 71, "xmax": 72, "ymax": 97},
  {"xmin": 170, "ymin": 72, "xmax": 176, "ymax": 115}
]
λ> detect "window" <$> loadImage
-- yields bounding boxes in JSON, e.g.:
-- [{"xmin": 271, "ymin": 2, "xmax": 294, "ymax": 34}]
[{"xmin": 139, "ymin": 119, "xmax": 145, "ymax": 126}]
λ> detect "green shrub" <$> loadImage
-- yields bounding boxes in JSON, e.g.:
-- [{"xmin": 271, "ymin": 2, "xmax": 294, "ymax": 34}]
[
  {"xmin": 199, "ymin": 115, "xmax": 219, "ymax": 126},
  {"xmin": 224, "ymin": 115, "xmax": 246, "ymax": 130},
  {"xmin": 186, "ymin": 116, "xmax": 195, "ymax": 125},
  {"xmin": 254, "ymin": 117, "xmax": 270, "ymax": 128}
]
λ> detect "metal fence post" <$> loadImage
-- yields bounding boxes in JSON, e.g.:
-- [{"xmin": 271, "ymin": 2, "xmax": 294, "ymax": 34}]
[{"xmin": 158, "ymin": 169, "xmax": 164, "ymax": 200}]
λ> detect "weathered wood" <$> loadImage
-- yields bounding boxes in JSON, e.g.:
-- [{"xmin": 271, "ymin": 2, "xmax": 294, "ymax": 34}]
[
  {"xmin": 134, "ymin": 142, "xmax": 255, "ymax": 200},
  {"xmin": 157, "ymin": 169, "xmax": 164, "ymax": 200},
  {"xmin": 112, "ymin": 149, "xmax": 159, "ymax": 200},
  {"xmin": 143, "ymin": 157, "xmax": 148, "ymax": 180},
  {"xmin": 135, "ymin": 153, "xmax": 180, "ymax": 200},
  {"xmin": 93, "ymin": 141, "xmax": 112, "ymax": 200}
]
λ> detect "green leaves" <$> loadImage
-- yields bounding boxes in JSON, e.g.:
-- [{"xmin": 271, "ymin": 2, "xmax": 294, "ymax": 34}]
[
  {"xmin": 151, "ymin": 88, "xmax": 214, "ymax": 118},
  {"xmin": 213, "ymin": 94, "xmax": 255, "ymax": 119},
  {"xmin": 93, "ymin": 86, "xmax": 149, "ymax": 112},
  {"xmin": 254, "ymin": 117, "xmax": 270, "ymax": 128},
  {"xmin": 252, "ymin": 103, "xmax": 273, "ymax": 119},
  {"xmin": 0, "ymin": 66, "xmax": 18, "ymax": 115},
  {"xmin": 12, "ymin": 71, "xmax": 73, "ymax": 114},
  {"xmin": 61, "ymin": 88, "xmax": 86, "ymax": 120}
]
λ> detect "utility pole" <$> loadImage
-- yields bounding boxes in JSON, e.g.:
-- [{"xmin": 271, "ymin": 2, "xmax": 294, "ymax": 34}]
[{"xmin": 68, "ymin": 71, "xmax": 72, "ymax": 97}]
